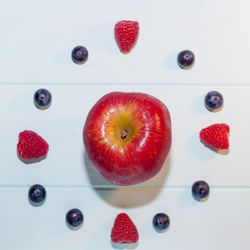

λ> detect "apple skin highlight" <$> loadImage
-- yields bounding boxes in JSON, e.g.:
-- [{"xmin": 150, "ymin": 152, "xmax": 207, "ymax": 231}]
[{"xmin": 83, "ymin": 92, "xmax": 172, "ymax": 186}]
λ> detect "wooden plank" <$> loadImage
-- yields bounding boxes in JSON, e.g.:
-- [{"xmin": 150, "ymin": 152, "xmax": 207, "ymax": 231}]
[
  {"xmin": 0, "ymin": 84, "xmax": 248, "ymax": 187},
  {"xmin": 0, "ymin": 0, "xmax": 249, "ymax": 84},
  {"xmin": 1, "ymin": 187, "xmax": 249, "ymax": 250}
]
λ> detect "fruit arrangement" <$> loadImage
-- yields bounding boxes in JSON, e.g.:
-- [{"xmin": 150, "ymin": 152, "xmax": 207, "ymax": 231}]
[{"xmin": 10, "ymin": 19, "xmax": 232, "ymax": 248}]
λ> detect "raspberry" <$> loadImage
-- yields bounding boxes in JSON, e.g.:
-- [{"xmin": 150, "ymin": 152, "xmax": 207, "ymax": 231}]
[
  {"xmin": 17, "ymin": 130, "xmax": 49, "ymax": 160},
  {"xmin": 111, "ymin": 213, "xmax": 139, "ymax": 244},
  {"xmin": 199, "ymin": 123, "xmax": 230, "ymax": 150},
  {"xmin": 114, "ymin": 20, "xmax": 139, "ymax": 53}
]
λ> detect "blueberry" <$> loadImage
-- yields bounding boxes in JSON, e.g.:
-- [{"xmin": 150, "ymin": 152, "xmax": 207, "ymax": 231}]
[
  {"xmin": 66, "ymin": 208, "xmax": 84, "ymax": 229},
  {"xmin": 71, "ymin": 46, "xmax": 88, "ymax": 64},
  {"xmin": 192, "ymin": 180, "xmax": 210, "ymax": 201},
  {"xmin": 34, "ymin": 89, "xmax": 52, "ymax": 109},
  {"xmin": 28, "ymin": 184, "xmax": 46, "ymax": 206},
  {"xmin": 153, "ymin": 213, "xmax": 170, "ymax": 232},
  {"xmin": 204, "ymin": 91, "xmax": 224, "ymax": 111},
  {"xmin": 177, "ymin": 50, "xmax": 195, "ymax": 69}
]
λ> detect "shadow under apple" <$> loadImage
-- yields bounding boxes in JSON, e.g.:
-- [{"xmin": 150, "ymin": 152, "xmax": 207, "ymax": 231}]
[{"xmin": 83, "ymin": 150, "xmax": 171, "ymax": 208}]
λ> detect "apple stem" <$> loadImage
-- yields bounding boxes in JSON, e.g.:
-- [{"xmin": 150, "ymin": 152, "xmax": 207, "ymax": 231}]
[{"xmin": 120, "ymin": 129, "xmax": 128, "ymax": 139}]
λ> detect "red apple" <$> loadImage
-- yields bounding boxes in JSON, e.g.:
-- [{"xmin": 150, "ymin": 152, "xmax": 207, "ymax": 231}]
[{"xmin": 83, "ymin": 92, "xmax": 172, "ymax": 186}]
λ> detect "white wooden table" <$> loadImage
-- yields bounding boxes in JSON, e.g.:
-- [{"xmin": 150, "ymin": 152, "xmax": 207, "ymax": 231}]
[{"xmin": 0, "ymin": 0, "xmax": 250, "ymax": 249}]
